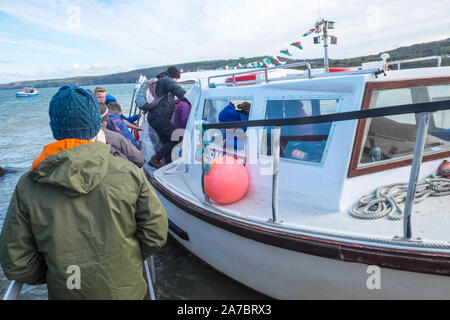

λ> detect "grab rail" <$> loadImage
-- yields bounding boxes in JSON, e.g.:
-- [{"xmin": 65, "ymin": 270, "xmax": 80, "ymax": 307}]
[
  {"xmin": 2, "ymin": 257, "xmax": 158, "ymax": 300},
  {"xmin": 387, "ymin": 56, "xmax": 442, "ymax": 69},
  {"xmin": 201, "ymin": 99, "xmax": 450, "ymax": 239},
  {"xmin": 2, "ymin": 281, "xmax": 23, "ymax": 300},
  {"xmin": 207, "ymin": 62, "xmax": 313, "ymax": 88}
]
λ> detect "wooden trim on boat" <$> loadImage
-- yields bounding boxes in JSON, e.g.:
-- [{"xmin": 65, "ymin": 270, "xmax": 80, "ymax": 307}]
[
  {"xmin": 147, "ymin": 173, "xmax": 450, "ymax": 276},
  {"xmin": 348, "ymin": 76, "xmax": 450, "ymax": 178}
]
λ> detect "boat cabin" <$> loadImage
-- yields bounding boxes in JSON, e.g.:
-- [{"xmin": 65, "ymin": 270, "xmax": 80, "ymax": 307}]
[{"xmin": 153, "ymin": 60, "xmax": 450, "ymax": 247}]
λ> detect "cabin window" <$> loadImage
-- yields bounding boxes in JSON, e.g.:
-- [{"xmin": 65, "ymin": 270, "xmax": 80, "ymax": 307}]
[
  {"xmin": 202, "ymin": 98, "xmax": 252, "ymax": 157},
  {"xmin": 262, "ymin": 98, "xmax": 339, "ymax": 164},
  {"xmin": 357, "ymin": 84, "xmax": 450, "ymax": 167}
]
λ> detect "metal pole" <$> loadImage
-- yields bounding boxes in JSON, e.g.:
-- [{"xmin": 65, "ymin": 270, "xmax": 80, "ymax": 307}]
[
  {"xmin": 149, "ymin": 256, "xmax": 157, "ymax": 294},
  {"xmin": 323, "ymin": 22, "xmax": 329, "ymax": 73},
  {"xmin": 271, "ymin": 127, "xmax": 281, "ymax": 223},
  {"xmin": 2, "ymin": 281, "xmax": 23, "ymax": 300},
  {"xmin": 144, "ymin": 259, "xmax": 156, "ymax": 300},
  {"xmin": 403, "ymin": 112, "xmax": 430, "ymax": 239}
]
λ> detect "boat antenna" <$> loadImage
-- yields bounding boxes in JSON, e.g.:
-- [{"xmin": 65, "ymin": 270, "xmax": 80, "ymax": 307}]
[
  {"xmin": 317, "ymin": 0, "xmax": 322, "ymax": 20},
  {"xmin": 312, "ymin": 18, "xmax": 337, "ymax": 73}
]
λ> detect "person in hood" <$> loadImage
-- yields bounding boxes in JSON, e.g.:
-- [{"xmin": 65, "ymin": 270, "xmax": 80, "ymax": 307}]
[
  {"xmin": 0, "ymin": 84, "xmax": 168, "ymax": 300},
  {"xmin": 147, "ymin": 66, "xmax": 191, "ymax": 169}
]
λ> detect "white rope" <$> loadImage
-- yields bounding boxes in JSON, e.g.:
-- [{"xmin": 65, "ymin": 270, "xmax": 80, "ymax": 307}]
[{"xmin": 350, "ymin": 175, "xmax": 450, "ymax": 220}]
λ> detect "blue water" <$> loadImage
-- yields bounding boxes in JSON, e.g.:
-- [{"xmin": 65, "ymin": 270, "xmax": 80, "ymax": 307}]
[{"xmin": 0, "ymin": 83, "xmax": 267, "ymax": 300}]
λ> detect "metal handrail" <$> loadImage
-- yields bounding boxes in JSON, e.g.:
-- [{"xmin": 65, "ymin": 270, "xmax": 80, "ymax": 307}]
[
  {"xmin": 387, "ymin": 56, "xmax": 442, "ymax": 69},
  {"xmin": 207, "ymin": 62, "xmax": 313, "ymax": 88},
  {"xmin": 2, "ymin": 281, "xmax": 23, "ymax": 300},
  {"xmin": 2, "ymin": 260, "xmax": 158, "ymax": 300}
]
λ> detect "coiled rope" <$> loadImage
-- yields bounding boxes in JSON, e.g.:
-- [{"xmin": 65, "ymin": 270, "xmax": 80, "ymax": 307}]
[{"xmin": 350, "ymin": 175, "xmax": 450, "ymax": 220}]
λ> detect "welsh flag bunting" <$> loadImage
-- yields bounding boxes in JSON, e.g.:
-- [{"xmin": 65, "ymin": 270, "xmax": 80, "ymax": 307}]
[
  {"xmin": 280, "ymin": 48, "xmax": 292, "ymax": 56},
  {"xmin": 237, "ymin": 63, "xmax": 243, "ymax": 68},
  {"xmin": 302, "ymin": 28, "xmax": 315, "ymax": 37},
  {"xmin": 263, "ymin": 62, "xmax": 270, "ymax": 68},
  {"xmin": 245, "ymin": 63, "xmax": 252, "ymax": 68},
  {"xmin": 271, "ymin": 56, "xmax": 282, "ymax": 65},
  {"xmin": 290, "ymin": 41, "xmax": 303, "ymax": 50}
]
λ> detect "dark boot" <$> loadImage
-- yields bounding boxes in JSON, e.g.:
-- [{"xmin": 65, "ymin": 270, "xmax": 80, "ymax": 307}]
[{"xmin": 148, "ymin": 155, "xmax": 163, "ymax": 169}]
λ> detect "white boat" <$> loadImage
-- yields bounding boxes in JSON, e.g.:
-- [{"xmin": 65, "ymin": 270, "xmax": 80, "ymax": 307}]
[
  {"xmin": 16, "ymin": 84, "xmax": 39, "ymax": 98},
  {"xmin": 140, "ymin": 54, "xmax": 450, "ymax": 299}
]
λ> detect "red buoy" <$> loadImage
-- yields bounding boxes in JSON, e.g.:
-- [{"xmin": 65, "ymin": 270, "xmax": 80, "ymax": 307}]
[{"xmin": 204, "ymin": 156, "xmax": 249, "ymax": 204}]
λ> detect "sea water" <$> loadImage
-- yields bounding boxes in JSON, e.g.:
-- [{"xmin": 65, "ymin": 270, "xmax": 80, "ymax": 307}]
[{"xmin": 0, "ymin": 83, "xmax": 267, "ymax": 300}]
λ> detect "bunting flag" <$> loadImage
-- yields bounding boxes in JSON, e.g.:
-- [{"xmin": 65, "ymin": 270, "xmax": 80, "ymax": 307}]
[
  {"xmin": 290, "ymin": 41, "xmax": 303, "ymax": 50},
  {"xmin": 237, "ymin": 63, "xmax": 243, "ymax": 68},
  {"xmin": 302, "ymin": 28, "xmax": 315, "ymax": 37},
  {"xmin": 270, "ymin": 56, "xmax": 283, "ymax": 66},
  {"xmin": 280, "ymin": 48, "xmax": 292, "ymax": 56}
]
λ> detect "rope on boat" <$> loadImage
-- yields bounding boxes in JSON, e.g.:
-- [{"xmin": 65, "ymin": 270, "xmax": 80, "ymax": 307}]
[{"xmin": 349, "ymin": 175, "xmax": 450, "ymax": 220}]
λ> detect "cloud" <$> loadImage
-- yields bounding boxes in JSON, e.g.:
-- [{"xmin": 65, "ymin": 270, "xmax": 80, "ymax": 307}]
[
  {"xmin": 0, "ymin": 0, "xmax": 449, "ymax": 82},
  {"xmin": 0, "ymin": 63, "xmax": 126, "ymax": 83}
]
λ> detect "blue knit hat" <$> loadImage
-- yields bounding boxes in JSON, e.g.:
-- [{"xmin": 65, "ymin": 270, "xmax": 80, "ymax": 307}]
[
  {"xmin": 105, "ymin": 94, "xmax": 116, "ymax": 105},
  {"xmin": 49, "ymin": 84, "xmax": 101, "ymax": 141}
]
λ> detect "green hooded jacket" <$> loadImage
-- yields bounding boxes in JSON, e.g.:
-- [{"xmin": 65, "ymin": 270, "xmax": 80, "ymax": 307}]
[{"xmin": 0, "ymin": 142, "xmax": 168, "ymax": 299}]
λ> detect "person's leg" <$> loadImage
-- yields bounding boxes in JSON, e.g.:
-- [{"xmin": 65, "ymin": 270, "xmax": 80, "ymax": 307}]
[{"xmin": 148, "ymin": 116, "xmax": 178, "ymax": 163}]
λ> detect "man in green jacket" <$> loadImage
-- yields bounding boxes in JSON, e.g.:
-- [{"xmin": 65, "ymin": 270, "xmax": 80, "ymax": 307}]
[{"xmin": 0, "ymin": 84, "xmax": 168, "ymax": 300}]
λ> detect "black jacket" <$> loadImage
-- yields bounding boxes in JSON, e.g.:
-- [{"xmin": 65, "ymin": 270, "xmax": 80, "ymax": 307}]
[{"xmin": 150, "ymin": 72, "xmax": 189, "ymax": 119}]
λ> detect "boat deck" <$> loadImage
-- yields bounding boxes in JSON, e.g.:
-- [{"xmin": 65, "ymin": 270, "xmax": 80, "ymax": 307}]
[{"xmin": 151, "ymin": 162, "xmax": 450, "ymax": 246}]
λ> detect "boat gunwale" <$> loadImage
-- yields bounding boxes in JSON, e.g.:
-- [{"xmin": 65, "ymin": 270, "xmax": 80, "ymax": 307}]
[
  {"xmin": 348, "ymin": 75, "xmax": 450, "ymax": 178},
  {"xmin": 147, "ymin": 172, "xmax": 450, "ymax": 277}
]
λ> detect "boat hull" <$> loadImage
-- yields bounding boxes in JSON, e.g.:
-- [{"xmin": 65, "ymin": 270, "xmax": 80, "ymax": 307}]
[
  {"xmin": 152, "ymin": 182, "xmax": 450, "ymax": 299},
  {"xmin": 16, "ymin": 93, "xmax": 39, "ymax": 98}
]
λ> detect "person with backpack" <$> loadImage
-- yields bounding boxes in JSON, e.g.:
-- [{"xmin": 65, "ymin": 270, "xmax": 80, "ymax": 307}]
[{"xmin": 137, "ymin": 66, "xmax": 191, "ymax": 169}]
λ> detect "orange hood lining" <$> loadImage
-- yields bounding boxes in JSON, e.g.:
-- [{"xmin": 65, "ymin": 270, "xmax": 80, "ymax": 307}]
[{"xmin": 31, "ymin": 139, "xmax": 93, "ymax": 171}]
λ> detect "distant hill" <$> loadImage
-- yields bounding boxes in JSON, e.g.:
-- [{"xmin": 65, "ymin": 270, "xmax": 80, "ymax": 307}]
[{"xmin": 1, "ymin": 38, "xmax": 449, "ymax": 90}]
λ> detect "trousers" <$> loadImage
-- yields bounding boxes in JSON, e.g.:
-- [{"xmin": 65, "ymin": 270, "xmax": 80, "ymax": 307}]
[{"xmin": 147, "ymin": 113, "xmax": 178, "ymax": 163}]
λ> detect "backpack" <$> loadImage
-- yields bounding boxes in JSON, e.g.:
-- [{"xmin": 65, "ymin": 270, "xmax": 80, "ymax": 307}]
[{"xmin": 135, "ymin": 78, "xmax": 162, "ymax": 112}]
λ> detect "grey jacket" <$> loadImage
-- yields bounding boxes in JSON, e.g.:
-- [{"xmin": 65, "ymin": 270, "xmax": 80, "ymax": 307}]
[{"xmin": 102, "ymin": 127, "xmax": 144, "ymax": 168}]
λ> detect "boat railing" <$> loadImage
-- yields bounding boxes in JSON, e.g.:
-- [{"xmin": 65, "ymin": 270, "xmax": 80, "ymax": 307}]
[
  {"xmin": 207, "ymin": 62, "xmax": 313, "ymax": 88},
  {"xmin": 207, "ymin": 62, "xmax": 383, "ymax": 88},
  {"xmin": 201, "ymin": 99, "xmax": 450, "ymax": 241},
  {"xmin": 387, "ymin": 56, "xmax": 442, "ymax": 69}
]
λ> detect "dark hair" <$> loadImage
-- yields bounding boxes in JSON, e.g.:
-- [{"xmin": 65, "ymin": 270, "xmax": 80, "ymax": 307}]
[
  {"xmin": 107, "ymin": 102, "xmax": 122, "ymax": 115},
  {"xmin": 236, "ymin": 102, "xmax": 251, "ymax": 116},
  {"xmin": 166, "ymin": 66, "xmax": 181, "ymax": 79},
  {"xmin": 98, "ymin": 102, "xmax": 108, "ymax": 122}
]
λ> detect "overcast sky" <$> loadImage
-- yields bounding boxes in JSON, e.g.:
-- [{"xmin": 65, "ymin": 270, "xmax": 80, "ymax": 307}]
[{"xmin": 0, "ymin": 0, "xmax": 449, "ymax": 83}]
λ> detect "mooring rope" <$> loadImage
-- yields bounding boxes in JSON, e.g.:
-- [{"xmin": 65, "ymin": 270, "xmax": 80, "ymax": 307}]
[{"xmin": 350, "ymin": 175, "xmax": 450, "ymax": 220}]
